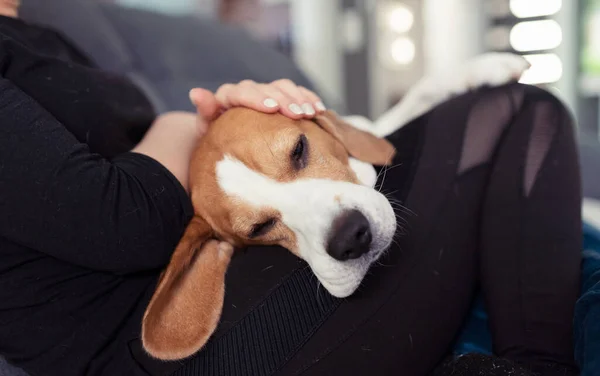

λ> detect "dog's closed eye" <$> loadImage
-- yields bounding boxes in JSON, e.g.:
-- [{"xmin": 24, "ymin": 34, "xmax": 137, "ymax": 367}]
[
  {"xmin": 249, "ymin": 218, "xmax": 277, "ymax": 239},
  {"xmin": 291, "ymin": 134, "xmax": 308, "ymax": 170}
]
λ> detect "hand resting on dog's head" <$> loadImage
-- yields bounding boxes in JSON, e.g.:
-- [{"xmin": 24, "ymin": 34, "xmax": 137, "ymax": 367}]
[{"xmin": 141, "ymin": 87, "xmax": 397, "ymax": 361}]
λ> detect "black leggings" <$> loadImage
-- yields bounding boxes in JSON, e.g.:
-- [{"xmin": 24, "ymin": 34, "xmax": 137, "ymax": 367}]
[{"xmin": 169, "ymin": 84, "xmax": 581, "ymax": 376}]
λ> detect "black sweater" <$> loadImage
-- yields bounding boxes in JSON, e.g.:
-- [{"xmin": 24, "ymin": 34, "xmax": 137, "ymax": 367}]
[{"xmin": 0, "ymin": 16, "xmax": 193, "ymax": 376}]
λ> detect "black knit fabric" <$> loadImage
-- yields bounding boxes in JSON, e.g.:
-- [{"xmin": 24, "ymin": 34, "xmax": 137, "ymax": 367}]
[{"xmin": 172, "ymin": 266, "xmax": 339, "ymax": 376}]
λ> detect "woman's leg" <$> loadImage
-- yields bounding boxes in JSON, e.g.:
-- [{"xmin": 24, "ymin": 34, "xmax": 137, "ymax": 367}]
[
  {"xmin": 398, "ymin": 83, "xmax": 580, "ymax": 375},
  {"xmin": 479, "ymin": 85, "xmax": 581, "ymax": 373},
  {"xmin": 432, "ymin": 83, "xmax": 581, "ymax": 376}
]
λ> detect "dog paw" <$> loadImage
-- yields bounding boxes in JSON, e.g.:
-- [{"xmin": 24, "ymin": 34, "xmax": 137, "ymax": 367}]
[
  {"xmin": 371, "ymin": 53, "xmax": 531, "ymax": 138},
  {"xmin": 460, "ymin": 52, "xmax": 530, "ymax": 90}
]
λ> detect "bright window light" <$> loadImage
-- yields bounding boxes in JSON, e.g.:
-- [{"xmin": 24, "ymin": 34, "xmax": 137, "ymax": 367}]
[
  {"xmin": 519, "ymin": 54, "xmax": 563, "ymax": 84},
  {"xmin": 388, "ymin": 4, "xmax": 414, "ymax": 33},
  {"xmin": 390, "ymin": 37, "xmax": 415, "ymax": 65},
  {"xmin": 510, "ymin": 20, "xmax": 562, "ymax": 52},
  {"xmin": 510, "ymin": 0, "xmax": 562, "ymax": 18}
]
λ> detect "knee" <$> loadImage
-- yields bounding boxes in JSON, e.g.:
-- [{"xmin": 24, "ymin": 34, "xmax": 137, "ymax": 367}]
[
  {"xmin": 516, "ymin": 83, "xmax": 575, "ymax": 134},
  {"xmin": 479, "ymin": 83, "xmax": 576, "ymax": 136}
]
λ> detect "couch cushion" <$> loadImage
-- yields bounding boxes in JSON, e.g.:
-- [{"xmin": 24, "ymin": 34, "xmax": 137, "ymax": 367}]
[{"xmin": 20, "ymin": 0, "xmax": 319, "ymax": 113}]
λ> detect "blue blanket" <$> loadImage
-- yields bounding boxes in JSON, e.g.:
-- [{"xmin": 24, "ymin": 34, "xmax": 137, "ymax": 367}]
[
  {"xmin": 574, "ymin": 223, "xmax": 600, "ymax": 375},
  {"xmin": 454, "ymin": 221, "xmax": 600, "ymax": 375}
]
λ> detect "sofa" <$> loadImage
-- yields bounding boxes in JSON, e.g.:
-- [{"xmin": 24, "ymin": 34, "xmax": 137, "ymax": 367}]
[{"xmin": 1, "ymin": 1, "xmax": 599, "ymax": 375}]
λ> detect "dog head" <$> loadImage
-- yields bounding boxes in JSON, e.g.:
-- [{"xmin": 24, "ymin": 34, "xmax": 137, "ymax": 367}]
[{"xmin": 142, "ymin": 108, "xmax": 397, "ymax": 360}]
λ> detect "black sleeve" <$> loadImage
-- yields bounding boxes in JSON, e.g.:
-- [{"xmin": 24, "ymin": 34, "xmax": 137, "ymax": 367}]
[
  {"xmin": 0, "ymin": 26, "xmax": 156, "ymax": 158},
  {"xmin": 0, "ymin": 77, "xmax": 194, "ymax": 273}
]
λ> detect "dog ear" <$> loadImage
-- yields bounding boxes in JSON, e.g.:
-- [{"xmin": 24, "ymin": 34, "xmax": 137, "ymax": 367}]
[
  {"xmin": 314, "ymin": 110, "xmax": 395, "ymax": 166},
  {"xmin": 141, "ymin": 217, "xmax": 234, "ymax": 361}
]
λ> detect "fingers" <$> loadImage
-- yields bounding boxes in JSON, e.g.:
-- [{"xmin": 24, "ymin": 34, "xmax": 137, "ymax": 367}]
[
  {"xmin": 270, "ymin": 79, "xmax": 310, "ymax": 118},
  {"xmin": 212, "ymin": 79, "xmax": 327, "ymax": 120},
  {"xmin": 215, "ymin": 81, "xmax": 281, "ymax": 115},
  {"xmin": 188, "ymin": 88, "xmax": 221, "ymax": 134},
  {"xmin": 256, "ymin": 83, "xmax": 301, "ymax": 118},
  {"xmin": 299, "ymin": 86, "xmax": 326, "ymax": 112},
  {"xmin": 271, "ymin": 79, "xmax": 325, "ymax": 119}
]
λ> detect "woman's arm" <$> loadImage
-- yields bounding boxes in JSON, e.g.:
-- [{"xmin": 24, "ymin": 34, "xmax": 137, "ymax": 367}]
[
  {"xmin": 132, "ymin": 111, "xmax": 201, "ymax": 192},
  {"xmin": 0, "ymin": 31, "xmax": 156, "ymax": 158},
  {"xmin": 0, "ymin": 73, "xmax": 324, "ymax": 274},
  {"xmin": 0, "ymin": 77, "xmax": 195, "ymax": 273}
]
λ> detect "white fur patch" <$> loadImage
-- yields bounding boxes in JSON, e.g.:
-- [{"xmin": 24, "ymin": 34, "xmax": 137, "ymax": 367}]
[
  {"xmin": 372, "ymin": 52, "xmax": 531, "ymax": 138},
  {"xmin": 216, "ymin": 155, "xmax": 396, "ymax": 297},
  {"xmin": 348, "ymin": 157, "xmax": 378, "ymax": 188}
]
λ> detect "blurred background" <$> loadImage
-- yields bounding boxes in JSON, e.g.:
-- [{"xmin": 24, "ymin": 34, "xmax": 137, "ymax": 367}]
[
  {"xmin": 89, "ymin": 0, "xmax": 598, "ymax": 138},
  {"xmin": 17, "ymin": 0, "xmax": 600, "ymax": 142}
]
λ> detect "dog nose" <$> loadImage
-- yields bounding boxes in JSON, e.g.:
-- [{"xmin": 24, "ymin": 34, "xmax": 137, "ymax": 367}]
[{"xmin": 327, "ymin": 210, "xmax": 372, "ymax": 261}]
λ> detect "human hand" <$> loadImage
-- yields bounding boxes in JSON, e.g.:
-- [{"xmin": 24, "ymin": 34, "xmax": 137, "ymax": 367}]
[
  {"xmin": 0, "ymin": 0, "xmax": 19, "ymax": 18},
  {"xmin": 189, "ymin": 79, "xmax": 326, "ymax": 126}
]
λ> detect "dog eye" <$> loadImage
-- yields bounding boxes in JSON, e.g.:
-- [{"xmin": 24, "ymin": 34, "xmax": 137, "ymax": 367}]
[
  {"xmin": 249, "ymin": 218, "xmax": 277, "ymax": 239},
  {"xmin": 291, "ymin": 134, "xmax": 308, "ymax": 170}
]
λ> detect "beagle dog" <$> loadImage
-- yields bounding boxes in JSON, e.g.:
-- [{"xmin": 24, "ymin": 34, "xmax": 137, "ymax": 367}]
[{"xmin": 141, "ymin": 53, "xmax": 531, "ymax": 361}]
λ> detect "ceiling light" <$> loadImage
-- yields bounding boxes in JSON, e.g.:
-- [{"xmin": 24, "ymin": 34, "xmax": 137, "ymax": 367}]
[
  {"xmin": 388, "ymin": 4, "xmax": 414, "ymax": 33},
  {"xmin": 390, "ymin": 37, "xmax": 415, "ymax": 65}
]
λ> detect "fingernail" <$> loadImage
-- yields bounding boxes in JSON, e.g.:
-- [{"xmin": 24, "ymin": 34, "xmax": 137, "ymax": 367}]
[
  {"xmin": 315, "ymin": 101, "xmax": 326, "ymax": 111},
  {"xmin": 301, "ymin": 103, "xmax": 315, "ymax": 115},
  {"xmin": 263, "ymin": 98, "xmax": 279, "ymax": 108},
  {"xmin": 289, "ymin": 103, "xmax": 304, "ymax": 115}
]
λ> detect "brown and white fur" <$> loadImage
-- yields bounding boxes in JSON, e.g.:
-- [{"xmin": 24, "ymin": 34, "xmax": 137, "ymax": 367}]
[{"xmin": 141, "ymin": 52, "xmax": 531, "ymax": 360}]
